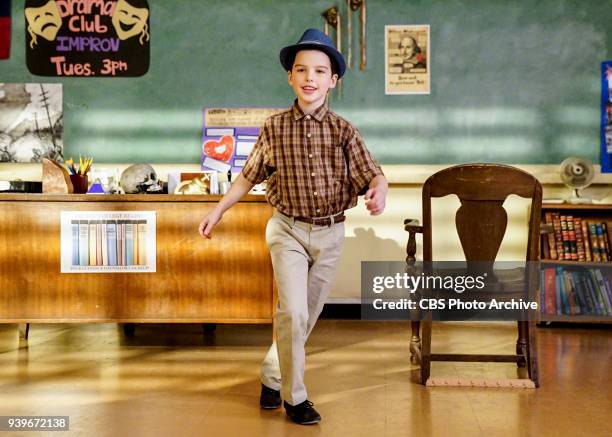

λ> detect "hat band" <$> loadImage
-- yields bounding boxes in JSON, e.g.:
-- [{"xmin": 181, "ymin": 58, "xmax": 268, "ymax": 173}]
[{"xmin": 297, "ymin": 40, "xmax": 331, "ymax": 47}]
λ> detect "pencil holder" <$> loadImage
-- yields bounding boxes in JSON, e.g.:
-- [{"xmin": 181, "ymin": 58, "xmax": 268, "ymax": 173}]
[{"xmin": 70, "ymin": 174, "xmax": 89, "ymax": 194}]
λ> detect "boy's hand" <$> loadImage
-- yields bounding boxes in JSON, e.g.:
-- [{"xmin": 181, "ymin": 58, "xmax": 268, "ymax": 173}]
[
  {"xmin": 197, "ymin": 174, "xmax": 255, "ymax": 239},
  {"xmin": 364, "ymin": 175, "xmax": 388, "ymax": 216},
  {"xmin": 198, "ymin": 209, "xmax": 222, "ymax": 239}
]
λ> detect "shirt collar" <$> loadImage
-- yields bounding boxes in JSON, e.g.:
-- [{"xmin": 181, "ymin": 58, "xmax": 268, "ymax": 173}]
[{"xmin": 292, "ymin": 100, "xmax": 328, "ymax": 122}]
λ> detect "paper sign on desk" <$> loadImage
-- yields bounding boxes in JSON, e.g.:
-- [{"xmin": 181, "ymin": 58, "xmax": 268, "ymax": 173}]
[
  {"xmin": 60, "ymin": 211, "xmax": 156, "ymax": 273},
  {"xmin": 201, "ymin": 107, "xmax": 285, "ymax": 174}
]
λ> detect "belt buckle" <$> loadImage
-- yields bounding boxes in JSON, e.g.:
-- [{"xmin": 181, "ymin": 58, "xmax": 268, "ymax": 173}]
[
  {"xmin": 319, "ymin": 215, "xmax": 331, "ymax": 227},
  {"xmin": 310, "ymin": 212, "xmax": 341, "ymax": 227}
]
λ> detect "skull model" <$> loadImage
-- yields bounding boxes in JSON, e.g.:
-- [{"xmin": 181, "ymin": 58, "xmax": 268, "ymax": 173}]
[{"xmin": 120, "ymin": 164, "xmax": 162, "ymax": 194}]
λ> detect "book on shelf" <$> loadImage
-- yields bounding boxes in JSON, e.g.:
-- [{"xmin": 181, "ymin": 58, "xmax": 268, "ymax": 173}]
[
  {"xmin": 593, "ymin": 269, "xmax": 612, "ymax": 312},
  {"xmin": 544, "ymin": 212, "xmax": 557, "ymax": 260},
  {"xmin": 557, "ymin": 266, "xmax": 569, "ymax": 314},
  {"xmin": 580, "ymin": 219, "xmax": 592, "ymax": 262},
  {"xmin": 541, "ymin": 265, "xmax": 612, "ymax": 316},
  {"xmin": 600, "ymin": 223, "xmax": 612, "ymax": 261},
  {"xmin": 565, "ymin": 215, "xmax": 578, "ymax": 261},
  {"xmin": 552, "ymin": 213, "xmax": 565, "ymax": 260},
  {"xmin": 587, "ymin": 222, "xmax": 602, "ymax": 262},
  {"xmin": 543, "ymin": 268, "xmax": 556, "ymax": 314},
  {"xmin": 573, "ymin": 217, "xmax": 586, "ymax": 262},
  {"xmin": 606, "ymin": 222, "xmax": 612, "ymax": 259},
  {"xmin": 541, "ymin": 234, "xmax": 550, "ymax": 259},
  {"xmin": 541, "ymin": 212, "xmax": 612, "ymax": 264},
  {"xmin": 559, "ymin": 215, "xmax": 572, "ymax": 260}
]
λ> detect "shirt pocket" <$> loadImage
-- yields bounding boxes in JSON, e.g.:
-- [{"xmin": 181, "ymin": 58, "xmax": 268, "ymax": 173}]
[
  {"xmin": 321, "ymin": 144, "xmax": 347, "ymax": 179},
  {"xmin": 320, "ymin": 144, "xmax": 347, "ymax": 203},
  {"xmin": 263, "ymin": 146, "xmax": 277, "ymax": 177}
]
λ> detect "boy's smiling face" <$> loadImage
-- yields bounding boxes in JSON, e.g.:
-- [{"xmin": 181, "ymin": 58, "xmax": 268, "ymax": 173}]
[{"xmin": 288, "ymin": 50, "xmax": 338, "ymax": 113}]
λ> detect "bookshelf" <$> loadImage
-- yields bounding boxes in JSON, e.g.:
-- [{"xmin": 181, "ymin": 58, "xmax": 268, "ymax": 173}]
[{"xmin": 539, "ymin": 203, "xmax": 612, "ymax": 323}]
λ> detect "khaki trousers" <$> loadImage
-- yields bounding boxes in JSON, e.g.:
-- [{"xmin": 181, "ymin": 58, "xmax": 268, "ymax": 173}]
[{"xmin": 260, "ymin": 211, "xmax": 345, "ymax": 405}]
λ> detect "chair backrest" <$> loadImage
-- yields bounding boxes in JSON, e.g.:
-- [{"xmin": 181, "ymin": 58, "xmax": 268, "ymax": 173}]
[{"xmin": 422, "ymin": 163, "xmax": 542, "ymax": 262}]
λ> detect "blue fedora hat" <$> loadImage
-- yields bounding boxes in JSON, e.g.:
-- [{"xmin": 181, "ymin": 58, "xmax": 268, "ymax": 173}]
[{"xmin": 279, "ymin": 28, "xmax": 346, "ymax": 78}]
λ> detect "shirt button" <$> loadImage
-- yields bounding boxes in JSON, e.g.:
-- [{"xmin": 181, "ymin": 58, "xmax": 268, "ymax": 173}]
[
  {"xmin": 313, "ymin": 191, "xmax": 318, "ymax": 196},
  {"xmin": 311, "ymin": 172, "xmax": 316, "ymax": 177},
  {"xmin": 316, "ymin": 209, "xmax": 320, "ymax": 213},
  {"xmin": 306, "ymin": 133, "xmax": 312, "ymax": 138},
  {"xmin": 308, "ymin": 154, "xmax": 313, "ymax": 158},
  {"xmin": 305, "ymin": 115, "xmax": 311, "ymax": 120}
]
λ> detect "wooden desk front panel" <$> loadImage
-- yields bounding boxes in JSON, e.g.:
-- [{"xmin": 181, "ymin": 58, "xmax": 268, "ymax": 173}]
[{"xmin": 0, "ymin": 195, "xmax": 274, "ymax": 323}]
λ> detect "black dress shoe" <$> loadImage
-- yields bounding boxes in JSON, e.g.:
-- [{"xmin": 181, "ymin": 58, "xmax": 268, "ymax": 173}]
[
  {"xmin": 284, "ymin": 400, "xmax": 321, "ymax": 425},
  {"xmin": 260, "ymin": 384, "xmax": 281, "ymax": 409}
]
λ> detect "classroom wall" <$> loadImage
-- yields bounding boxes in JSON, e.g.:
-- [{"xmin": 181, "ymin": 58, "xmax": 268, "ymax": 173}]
[{"xmin": 1, "ymin": 0, "xmax": 611, "ymax": 164}]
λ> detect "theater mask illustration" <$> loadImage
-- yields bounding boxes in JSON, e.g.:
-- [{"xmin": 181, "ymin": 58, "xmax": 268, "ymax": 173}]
[
  {"xmin": 25, "ymin": 0, "xmax": 62, "ymax": 47},
  {"xmin": 112, "ymin": 0, "xmax": 149, "ymax": 44}
]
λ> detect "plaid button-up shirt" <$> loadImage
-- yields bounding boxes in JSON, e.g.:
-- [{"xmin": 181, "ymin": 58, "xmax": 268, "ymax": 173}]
[{"xmin": 241, "ymin": 101, "xmax": 384, "ymax": 218}]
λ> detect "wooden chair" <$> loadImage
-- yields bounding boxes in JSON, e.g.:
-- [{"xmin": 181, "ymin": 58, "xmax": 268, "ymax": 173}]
[{"xmin": 404, "ymin": 163, "xmax": 541, "ymax": 387}]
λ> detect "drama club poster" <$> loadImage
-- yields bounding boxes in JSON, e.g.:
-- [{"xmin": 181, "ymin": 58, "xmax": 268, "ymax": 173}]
[{"xmin": 25, "ymin": 0, "xmax": 150, "ymax": 77}]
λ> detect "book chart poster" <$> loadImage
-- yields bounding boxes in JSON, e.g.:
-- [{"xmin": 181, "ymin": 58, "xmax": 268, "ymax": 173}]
[{"xmin": 60, "ymin": 211, "xmax": 156, "ymax": 273}]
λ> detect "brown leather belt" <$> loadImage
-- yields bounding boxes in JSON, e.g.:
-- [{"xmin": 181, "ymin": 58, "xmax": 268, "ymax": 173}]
[{"xmin": 293, "ymin": 212, "xmax": 346, "ymax": 226}]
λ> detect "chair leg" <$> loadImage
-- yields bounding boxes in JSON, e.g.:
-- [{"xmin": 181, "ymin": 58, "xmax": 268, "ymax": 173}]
[
  {"xmin": 527, "ymin": 321, "xmax": 540, "ymax": 387},
  {"xmin": 420, "ymin": 320, "xmax": 432, "ymax": 384},
  {"xmin": 516, "ymin": 321, "xmax": 528, "ymax": 368},
  {"xmin": 410, "ymin": 321, "xmax": 421, "ymax": 364}
]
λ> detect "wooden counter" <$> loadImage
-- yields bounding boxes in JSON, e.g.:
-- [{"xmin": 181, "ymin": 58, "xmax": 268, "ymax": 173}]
[{"xmin": 0, "ymin": 194, "xmax": 274, "ymax": 323}]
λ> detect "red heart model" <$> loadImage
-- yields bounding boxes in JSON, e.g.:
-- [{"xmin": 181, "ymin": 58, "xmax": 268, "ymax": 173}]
[{"xmin": 203, "ymin": 135, "xmax": 234, "ymax": 162}]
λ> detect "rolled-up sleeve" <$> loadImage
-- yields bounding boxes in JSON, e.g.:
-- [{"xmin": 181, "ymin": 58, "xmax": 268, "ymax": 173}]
[
  {"xmin": 345, "ymin": 127, "xmax": 384, "ymax": 195},
  {"xmin": 240, "ymin": 120, "xmax": 270, "ymax": 185}
]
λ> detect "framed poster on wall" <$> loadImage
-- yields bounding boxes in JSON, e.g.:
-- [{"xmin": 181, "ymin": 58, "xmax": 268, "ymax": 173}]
[
  {"xmin": 0, "ymin": 83, "xmax": 63, "ymax": 162},
  {"xmin": 385, "ymin": 25, "xmax": 430, "ymax": 95},
  {"xmin": 24, "ymin": 0, "xmax": 150, "ymax": 76},
  {"xmin": 601, "ymin": 61, "xmax": 612, "ymax": 173}
]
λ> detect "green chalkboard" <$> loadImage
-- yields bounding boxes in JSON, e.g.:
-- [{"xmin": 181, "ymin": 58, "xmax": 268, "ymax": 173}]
[{"xmin": 1, "ymin": 0, "xmax": 611, "ymax": 165}]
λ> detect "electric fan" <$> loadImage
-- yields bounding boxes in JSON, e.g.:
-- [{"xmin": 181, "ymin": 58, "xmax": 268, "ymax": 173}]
[{"xmin": 559, "ymin": 157, "xmax": 595, "ymax": 203}]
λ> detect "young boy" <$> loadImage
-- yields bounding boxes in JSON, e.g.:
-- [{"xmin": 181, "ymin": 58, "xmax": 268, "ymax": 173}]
[{"xmin": 198, "ymin": 28, "xmax": 387, "ymax": 425}]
